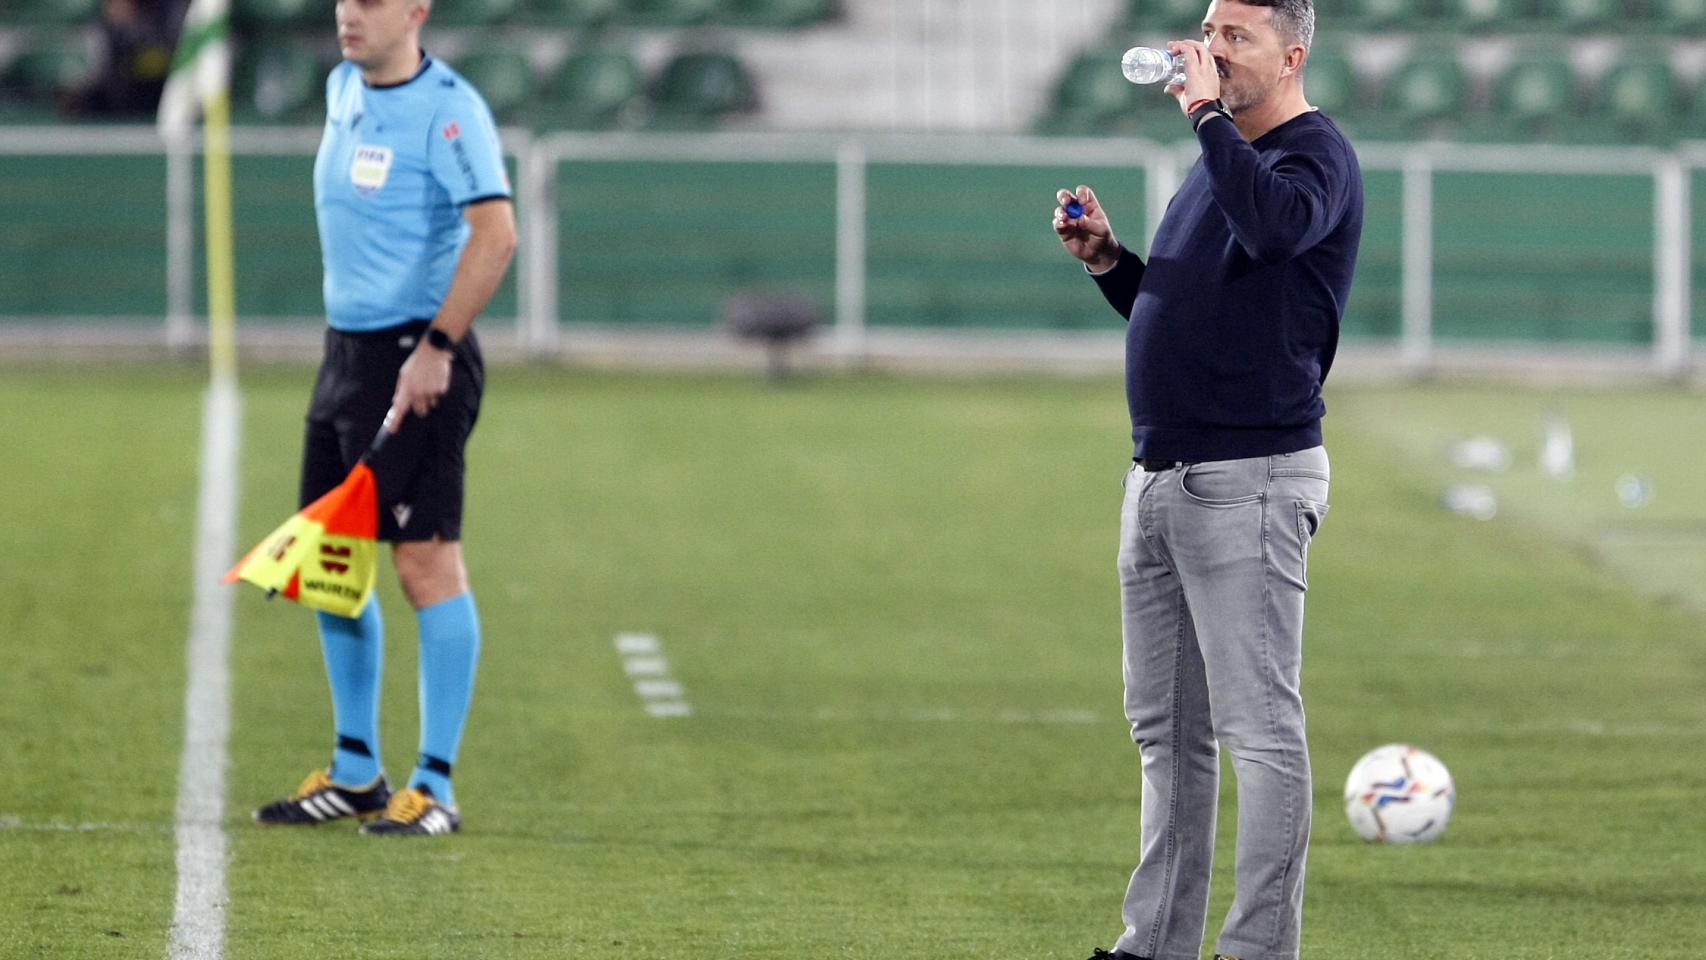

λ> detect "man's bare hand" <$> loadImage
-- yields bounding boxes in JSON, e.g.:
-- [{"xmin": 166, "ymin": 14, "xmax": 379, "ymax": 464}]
[
  {"xmin": 391, "ymin": 340, "xmax": 453, "ymax": 430},
  {"xmin": 1165, "ymin": 39, "xmax": 1221, "ymax": 114},
  {"xmin": 1053, "ymin": 185, "xmax": 1120, "ymax": 272}
]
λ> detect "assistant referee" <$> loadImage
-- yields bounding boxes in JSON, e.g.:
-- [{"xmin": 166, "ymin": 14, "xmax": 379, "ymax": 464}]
[{"xmin": 253, "ymin": 0, "xmax": 516, "ymax": 837}]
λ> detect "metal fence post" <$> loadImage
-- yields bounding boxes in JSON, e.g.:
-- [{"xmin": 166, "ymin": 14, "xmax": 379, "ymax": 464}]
[
  {"xmin": 835, "ymin": 140, "xmax": 868, "ymax": 360},
  {"xmin": 1401, "ymin": 147, "xmax": 1434, "ymax": 373},
  {"xmin": 1653, "ymin": 155, "xmax": 1690, "ymax": 378}
]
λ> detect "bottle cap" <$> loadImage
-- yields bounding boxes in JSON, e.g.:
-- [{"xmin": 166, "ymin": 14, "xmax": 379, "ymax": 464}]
[{"xmin": 1065, "ymin": 199, "xmax": 1085, "ymax": 219}]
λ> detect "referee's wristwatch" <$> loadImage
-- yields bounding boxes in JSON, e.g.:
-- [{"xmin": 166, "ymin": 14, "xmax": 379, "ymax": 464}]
[{"xmin": 424, "ymin": 326, "xmax": 456, "ymax": 352}]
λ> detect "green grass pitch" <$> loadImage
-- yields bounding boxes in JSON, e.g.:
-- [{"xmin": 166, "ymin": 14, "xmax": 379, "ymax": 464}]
[{"xmin": 2, "ymin": 363, "xmax": 1703, "ymax": 959}]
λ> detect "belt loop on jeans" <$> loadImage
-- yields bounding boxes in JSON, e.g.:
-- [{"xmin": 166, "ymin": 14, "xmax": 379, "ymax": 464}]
[{"xmin": 1135, "ymin": 457, "xmax": 1190, "ymax": 472}]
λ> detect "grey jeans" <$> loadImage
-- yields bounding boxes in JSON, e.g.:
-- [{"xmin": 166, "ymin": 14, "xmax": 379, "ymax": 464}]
[{"xmin": 1113, "ymin": 447, "xmax": 1330, "ymax": 960}]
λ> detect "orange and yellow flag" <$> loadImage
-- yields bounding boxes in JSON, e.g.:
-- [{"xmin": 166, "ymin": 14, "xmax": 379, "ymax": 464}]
[{"xmin": 224, "ymin": 461, "xmax": 380, "ymax": 618}]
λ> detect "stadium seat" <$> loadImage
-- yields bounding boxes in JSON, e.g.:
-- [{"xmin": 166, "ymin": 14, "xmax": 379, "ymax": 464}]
[
  {"xmin": 1493, "ymin": 53, "xmax": 1580, "ymax": 138},
  {"xmin": 1376, "ymin": 54, "xmax": 1468, "ymax": 137},
  {"xmin": 1037, "ymin": 47, "xmax": 1149, "ymax": 136},
  {"xmin": 1301, "ymin": 45, "xmax": 1359, "ymax": 119},
  {"xmin": 1595, "ymin": 59, "xmax": 1675, "ymax": 141},
  {"xmin": 1126, "ymin": 0, "xmax": 1208, "ymax": 34},
  {"xmin": 715, "ymin": 0, "xmax": 838, "ymax": 28},
  {"xmin": 621, "ymin": 0, "xmax": 718, "ymax": 27},
  {"xmin": 429, "ymin": 0, "xmax": 524, "ymax": 26},
  {"xmin": 1344, "ymin": 0, "xmax": 1424, "ymax": 28},
  {"xmin": 452, "ymin": 49, "xmax": 534, "ymax": 122},
  {"xmin": 232, "ymin": 41, "xmax": 325, "ymax": 123},
  {"xmin": 647, "ymin": 50, "xmax": 755, "ymax": 128},
  {"xmin": 539, "ymin": 48, "xmax": 641, "ymax": 128},
  {"xmin": 1650, "ymin": 0, "xmax": 1706, "ymax": 33},
  {"xmin": 1685, "ymin": 74, "xmax": 1706, "ymax": 136},
  {"xmin": 235, "ymin": 0, "xmax": 321, "ymax": 28},
  {"xmin": 0, "ymin": 0, "xmax": 99, "ymax": 26},
  {"xmin": 1441, "ymin": 0, "xmax": 1521, "ymax": 31},
  {"xmin": 0, "ymin": 41, "xmax": 93, "ymax": 101},
  {"xmin": 527, "ymin": 0, "xmax": 621, "ymax": 26},
  {"xmin": 1539, "ymin": 0, "xmax": 1623, "ymax": 31}
]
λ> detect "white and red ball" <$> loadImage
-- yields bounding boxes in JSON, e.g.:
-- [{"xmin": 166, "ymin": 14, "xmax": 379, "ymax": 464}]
[{"xmin": 1343, "ymin": 743, "xmax": 1455, "ymax": 844}]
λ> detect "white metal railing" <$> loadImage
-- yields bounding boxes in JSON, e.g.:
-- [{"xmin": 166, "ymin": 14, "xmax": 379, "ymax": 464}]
[{"xmin": 0, "ymin": 126, "xmax": 1697, "ymax": 375}]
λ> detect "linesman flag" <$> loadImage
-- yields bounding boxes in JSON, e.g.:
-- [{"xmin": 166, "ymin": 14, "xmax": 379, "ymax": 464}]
[{"xmin": 225, "ymin": 411, "xmax": 400, "ymax": 617}]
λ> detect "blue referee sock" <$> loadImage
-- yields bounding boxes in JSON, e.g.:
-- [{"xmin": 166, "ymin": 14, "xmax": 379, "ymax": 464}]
[
  {"xmin": 317, "ymin": 603, "xmax": 384, "ymax": 787},
  {"xmin": 409, "ymin": 592, "xmax": 481, "ymax": 807}
]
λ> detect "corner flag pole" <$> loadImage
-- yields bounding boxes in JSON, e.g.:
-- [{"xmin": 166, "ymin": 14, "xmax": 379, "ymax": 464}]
[
  {"xmin": 159, "ymin": 0, "xmax": 235, "ymax": 385},
  {"xmin": 202, "ymin": 89, "xmax": 237, "ymax": 384}
]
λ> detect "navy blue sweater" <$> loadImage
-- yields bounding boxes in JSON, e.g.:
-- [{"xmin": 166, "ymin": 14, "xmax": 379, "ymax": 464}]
[{"xmin": 1093, "ymin": 110, "xmax": 1363, "ymax": 462}]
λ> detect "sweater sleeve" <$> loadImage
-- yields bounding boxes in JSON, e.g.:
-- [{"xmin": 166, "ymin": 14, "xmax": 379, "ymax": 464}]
[
  {"xmin": 1088, "ymin": 246, "xmax": 1147, "ymax": 319},
  {"xmin": 1195, "ymin": 115, "xmax": 1353, "ymax": 264}
]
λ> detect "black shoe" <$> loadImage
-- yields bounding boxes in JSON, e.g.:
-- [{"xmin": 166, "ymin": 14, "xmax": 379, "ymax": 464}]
[
  {"xmin": 359, "ymin": 784, "xmax": 461, "ymax": 836},
  {"xmin": 253, "ymin": 768, "xmax": 391, "ymax": 825},
  {"xmin": 1087, "ymin": 950, "xmax": 1152, "ymax": 960}
]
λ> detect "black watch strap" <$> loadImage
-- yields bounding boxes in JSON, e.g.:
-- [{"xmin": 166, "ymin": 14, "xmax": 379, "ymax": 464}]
[
  {"xmin": 425, "ymin": 326, "xmax": 455, "ymax": 351},
  {"xmin": 1189, "ymin": 98, "xmax": 1232, "ymax": 131}
]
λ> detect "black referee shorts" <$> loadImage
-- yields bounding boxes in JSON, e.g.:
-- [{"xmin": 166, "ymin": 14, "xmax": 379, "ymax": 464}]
[{"xmin": 300, "ymin": 320, "xmax": 484, "ymax": 543}]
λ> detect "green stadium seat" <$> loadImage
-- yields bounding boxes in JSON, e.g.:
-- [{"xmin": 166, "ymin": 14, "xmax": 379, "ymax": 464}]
[
  {"xmin": 1052, "ymin": 48, "xmax": 1141, "ymax": 119},
  {"xmin": 1540, "ymin": 0, "xmax": 1624, "ymax": 30},
  {"xmin": 1126, "ymin": 0, "xmax": 1208, "ymax": 33},
  {"xmin": 235, "ymin": 0, "xmax": 322, "ymax": 28},
  {"xmin": 1650, "ymin": 0, "xmax": 1706, "ymax": 33},
  {"xmin": 1378, "ymin": 54, "xmax": 1468, "ymax": 136},
  {"xmin": 1345, "ymin": 0, "xmax": 1424, "ymax": 28},
  {"xmin": 527, "ymin": 0, "xmax": 622, "ymax": 26},
  {"xmin": 1037, "ymin": 46, "xmax": 1162, "ymax": 136},
  {"xmin": 715, "ymin": 0, "xmax": 838, "ymax": 28},
  {"xmin": 539, "ymin": 49, "xmax": 641, "ymax": 128},
  {"xmin": 232, "ymin": 42, "xmax": 325, "ymax": 123},
  {"xmin": 647, "ymin": 50, "xmax": 755, "ymax": 128},
  {"xmin": 0, "ymin": 0, "xmax": 100, "ymax": 26},
  {"xmin": 1302, "ymin": 46, "xmax": 1359, "ymax": 119},
  {"xmin": 1596, "ymin": 59, "xmax": 1675, "ymax": 141},
  {"xmin": 621, "ymin": 0, "xmax": 718, "ymax": 27},
  {"xmin": 429, "ymin": 0, "xmax": 524, "ymax": 26},
  {"xmin": 0, "ymin": 41, "xmax": 93, "ymax": 99},
  {"xmin": 1685, "ymin": 74, "xmax": 1706, "ymax": 137},
  {"xmin": 1441, "ymin": 0, "xmax": 1522, "ymax": 31},
  {"xmin": 1494, "ymin": 54, "xmax": 1579, "ymax": 138},
  {"xmin": 452, "ymin": 49, "xmax": 534, "ymax": 122}
]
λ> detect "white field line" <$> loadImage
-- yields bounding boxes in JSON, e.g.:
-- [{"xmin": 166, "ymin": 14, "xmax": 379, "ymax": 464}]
[
  {"xmin": 168, "ymin": 378, "xmax": 240, "ymax": 960},
  {"xmin": 615, "ymin": 633, "xmax": 692, "ymax": 717}
]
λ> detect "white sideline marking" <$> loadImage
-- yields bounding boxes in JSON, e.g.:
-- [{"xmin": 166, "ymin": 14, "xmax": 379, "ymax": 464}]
[
  {"xmin": 634, "ymin": 679, "xmax": 685, "ymax": 699},
  {"xmin": 614, "ymin": 633, "xmax": 692, "ymax": 718},
  {"xmin": 615, "ymin": 632, "xmax": 660, "ymax": 655},
  {"xmin": 169, "ymin": 379, "xmax": 240, "ymax": 960},
  {"xmin": 622, "ymin": 656, "xmax": 670, "ymax": 677}
]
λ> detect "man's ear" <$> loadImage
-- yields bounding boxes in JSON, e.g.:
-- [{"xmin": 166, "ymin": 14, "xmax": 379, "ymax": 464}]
[
  {"xmin": 1282, "ymin": 43, "xmax": 1307, "ymax": 78},
  {"xmin": 409, "ymin": 0, "xmax": 430, "ymax": 28}
]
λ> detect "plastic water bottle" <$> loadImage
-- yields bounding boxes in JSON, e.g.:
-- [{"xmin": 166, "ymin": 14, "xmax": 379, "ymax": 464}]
[{"xmin": 1121, "ymin": 46, "xmax": 1188, "ymax": 85}]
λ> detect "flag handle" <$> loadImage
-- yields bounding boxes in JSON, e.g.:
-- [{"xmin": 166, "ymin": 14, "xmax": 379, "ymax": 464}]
[{"xmin": 360, "ymin": 405, "xmax": 404, "ymax": 464}]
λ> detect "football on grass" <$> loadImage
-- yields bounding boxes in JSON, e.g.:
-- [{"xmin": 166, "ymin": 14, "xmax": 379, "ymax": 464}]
[{"xmin": 1343, "ymin": 743, "xmax": 1455, "ymax": 844}]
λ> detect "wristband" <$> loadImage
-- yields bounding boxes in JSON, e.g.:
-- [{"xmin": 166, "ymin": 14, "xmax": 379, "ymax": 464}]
[
  {"xmin": 425, "ymin": 326, "xmax": 455, "ymax": 351},
  {"xmin": 1189, "ymin": 98, "xmax": 1232, "ymax": 131}
]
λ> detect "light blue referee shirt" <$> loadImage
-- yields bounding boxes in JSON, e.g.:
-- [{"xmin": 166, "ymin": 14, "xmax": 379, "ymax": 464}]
[{"xmin": 313, "ymin": 54, "xmax": 510, "ymax": 332}]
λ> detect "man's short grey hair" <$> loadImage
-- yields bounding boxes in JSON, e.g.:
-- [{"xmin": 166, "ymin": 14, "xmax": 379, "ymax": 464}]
[{"xmin": 1243, "ymin": 0, "xmax": 1315, "ymax": 50}]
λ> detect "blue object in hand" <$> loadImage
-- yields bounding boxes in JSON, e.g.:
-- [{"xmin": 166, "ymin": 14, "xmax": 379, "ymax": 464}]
[{"xmin": 1065, "ymin": 199, "xmax": 1085, "ymax": 219}]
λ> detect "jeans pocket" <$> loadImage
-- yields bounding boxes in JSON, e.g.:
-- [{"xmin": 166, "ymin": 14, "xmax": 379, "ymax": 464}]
[
  {"xmin": 1179, "ymin": 459, "xmax": 1266, "ymax": 506},
  {"xmin": 1295, "ymin": 499, "xmax": 1329, "ymax": 589}
]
